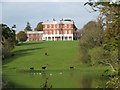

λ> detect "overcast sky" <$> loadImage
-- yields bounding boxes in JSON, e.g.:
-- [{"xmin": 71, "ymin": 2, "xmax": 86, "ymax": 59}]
[{"xmin": 2, "ymin": 1, "xmax": 99, "ymax": 31}]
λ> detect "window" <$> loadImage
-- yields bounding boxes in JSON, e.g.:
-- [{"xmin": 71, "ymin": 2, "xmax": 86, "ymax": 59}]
[
  {"xmin": 64, "ymin": 24, "xmax": 67, "ymax": 28},
  {"xmin": 60, "ymin": 25, "xmax": 62, "ymax": 28},
  {"xmin": 60, "ymin": 30, "xmax": 62, "ymax": 34},
  {"xmin": 71, "ymin": 24, "xmax": 73, "ymax": 28},
  {"xmin": 69, "ymin": 37, "xmax": 72, "ymax": 40},
  {"xmin": 67, "ymin": 24, "xmax": 69, "ymax": 28},
  {"xmin": 29, "ymin": 34, "xmax": 31, "ymax": 36},
  {"xmin": 65, "ymin": 37, "xmax": 67, "ymax": 40},
  {"xmin": 47, "ymin": 25, "xmax": 49, "ymax": 28},
  {"xmin": 55, "ymin": 30, "xmax": 57, "ymax": 34},
  {"xmin": 52, "ymin": 24, "xmax": 54, "ymax": 28},
  {"xmin": 55, "ymin": 24, "xmax": 57, "ymax": 28}
]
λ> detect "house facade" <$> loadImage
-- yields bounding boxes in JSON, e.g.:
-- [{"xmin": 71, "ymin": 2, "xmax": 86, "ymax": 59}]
[
  {"xmin": 27, "ymin": 31, "xmax": 43, "ymax": 41},
  {"xmin": 42, "ymin": 19, "xmax": 74, "ymax": 41},
  {"xmin": 26, "ymin": 19, "xmax": 76, "ymax": 41}
]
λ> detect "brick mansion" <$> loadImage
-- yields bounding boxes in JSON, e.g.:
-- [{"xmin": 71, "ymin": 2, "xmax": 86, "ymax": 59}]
[{"xmin": 26, "ymin": 19, "xmax": 79, "ymax": 41}]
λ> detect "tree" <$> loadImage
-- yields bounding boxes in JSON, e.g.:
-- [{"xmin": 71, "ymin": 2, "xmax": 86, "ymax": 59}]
[
  {"xmin": 80, "ymin": 21, "xmax": 103, "ymax": 48},
  {"xmin": 84, "ymin": 1, "xmax": 120, "ymax": 43},
  {"xmin": 79, "ymin": 20, "xmax": 103, "ymax": 64},
  {"xmin": 34, "ymin": 22, "xmax": 43, "ymax": 31},
  {"xmin": 1, "ymin": 24, "xmax": 16, "ymax": 58},
  {"xmin": 24, "ymin": 22, "xmax": 32, "ymax": 32},
  {"xmin": 85, "ymin": 0, "xmax": 120, "ymax": 70},
  {"xmin": 84, "ymin": 1, "xmax": 120, "ymax": 88},
  {"xmin": 16, "ymin": 31, "xmax": 27, "ymax": 42}
]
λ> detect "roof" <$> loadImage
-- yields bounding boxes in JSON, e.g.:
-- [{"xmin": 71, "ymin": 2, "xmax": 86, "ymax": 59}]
[
  {"xmin": 42, "ymin": 19, "xmax": 74, "ymax": 24},
  {"xmin": 27, "ymin": 31, "xmax": 43, "ymax": 34}
]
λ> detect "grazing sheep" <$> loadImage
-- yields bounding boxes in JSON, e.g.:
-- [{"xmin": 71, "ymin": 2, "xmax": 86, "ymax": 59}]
[
  {"xmin": 30, "ymin": 67, "xmax": 34, "ymax": 70},
  {"xmin": 42, "ymin": 67, "xmax": 46, "ymax": 69},
  {"xmin": 70, "ymin": 67, "xmax": 74, "ymax": 69},
  {"xmin": 45, "ymin": 52, "xmax": 48, "ymax": 56}
]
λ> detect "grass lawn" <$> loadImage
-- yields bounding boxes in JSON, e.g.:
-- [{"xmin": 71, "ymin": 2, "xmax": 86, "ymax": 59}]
[
  {"xmin": 3, "ymin": 41, "xmax": 81, "ymax": 70},
  {"xmin": 2, "ymin": 41, "xmax": 109, "ymax": 88}
]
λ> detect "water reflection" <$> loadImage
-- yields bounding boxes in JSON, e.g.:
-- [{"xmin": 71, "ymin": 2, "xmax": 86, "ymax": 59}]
[
  {"xmin": 69, "ymin": 69, "xmax": 75, "ymax": 77},
  {"xmin": 81, "ymin": 75, "xmax": 92, "ymax": 88},
  {"xmin": 3, "ymin": 69, "xmax": 108, "ymax": 88}
]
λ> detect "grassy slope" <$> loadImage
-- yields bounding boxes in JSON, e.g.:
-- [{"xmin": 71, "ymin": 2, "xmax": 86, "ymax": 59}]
[
  {"xmin": 3, "ymin": 41, "xmax": 80, "ymax": 70},
  {"xmin": 2, "ymin": 41, "xmax": 109, "ymax": 88}
]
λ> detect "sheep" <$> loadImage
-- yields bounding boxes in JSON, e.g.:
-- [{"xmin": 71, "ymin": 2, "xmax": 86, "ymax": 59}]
[
  {"xmin": 70, "ymin": 67, "xmax": 74, "ymax": 69},
  {"xmin": 30, "ymin": 67, "xmax": 34, "ymax": 70},
  {"xmin": 45, "ymin": 52, "xmax": 48, "ymax": 56},
  {"xmin": 42, "ymin": 67, "xmax": 46, "ymax": 69}
]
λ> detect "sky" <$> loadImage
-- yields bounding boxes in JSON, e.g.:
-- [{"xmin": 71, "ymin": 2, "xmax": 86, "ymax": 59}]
[
  {"xmin": 1, "ymin": 0, "xmax": 96, "ymax": 2},
  {"xmin": 1, "ymin": 1, "xmax": 100, "ymax": 32}
]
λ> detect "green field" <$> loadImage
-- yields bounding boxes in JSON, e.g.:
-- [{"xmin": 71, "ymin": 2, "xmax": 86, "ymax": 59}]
[
  {"xmin": 3, "ymin": 41, "xmax": 81, "ymax": 70},
  {"xmin": 2, "ymin": 41, "xmax": 109, "ymax": 88}
]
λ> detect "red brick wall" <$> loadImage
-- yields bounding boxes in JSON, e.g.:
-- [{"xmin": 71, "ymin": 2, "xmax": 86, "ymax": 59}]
[
  {"xmin": 43, "ymin": 24, "xmax": 73, "ymax": 34},
  {"xmin": 27, "ymin": 33, "xmax": 43, "ymax": 41}
]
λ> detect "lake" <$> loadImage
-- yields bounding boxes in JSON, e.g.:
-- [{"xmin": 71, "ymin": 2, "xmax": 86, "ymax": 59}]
[{"xmin": 3, "ymin": 68, "xmax": 108, "ymax": 88}]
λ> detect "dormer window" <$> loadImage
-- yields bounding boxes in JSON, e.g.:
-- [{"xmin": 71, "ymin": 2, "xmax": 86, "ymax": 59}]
[{"xmin": 55, "ymin": 24, "xmax": 57, "ymax": 28}]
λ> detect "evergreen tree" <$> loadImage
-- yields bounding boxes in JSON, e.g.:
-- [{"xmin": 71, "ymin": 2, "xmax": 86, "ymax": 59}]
[{"xmin": 24, "ymin": 22, "xmax": 32, "ymax": 32}]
